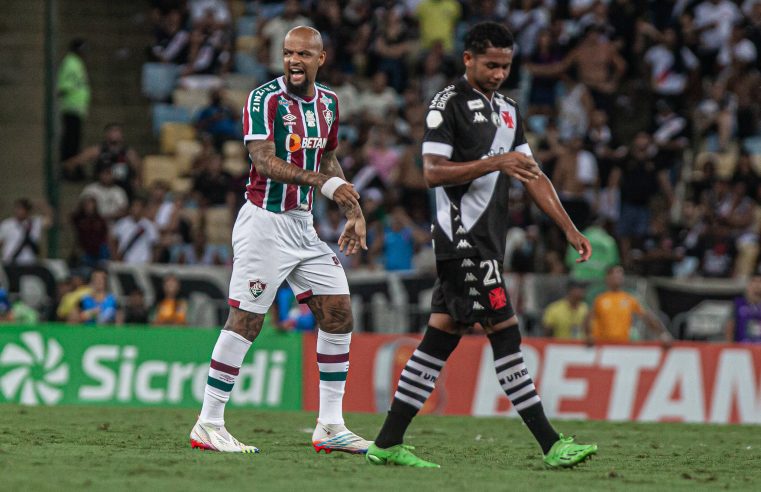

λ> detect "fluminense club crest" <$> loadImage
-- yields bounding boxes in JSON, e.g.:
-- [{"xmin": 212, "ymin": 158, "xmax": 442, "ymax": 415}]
[{"xmin": 249, "ymin": 279, "xmax": 267, "ymax": 300}]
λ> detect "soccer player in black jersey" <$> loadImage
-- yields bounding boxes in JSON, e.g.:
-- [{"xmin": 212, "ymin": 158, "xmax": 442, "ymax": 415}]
[{"xmin": 366, "ymin": 22, "xmax": 598, "ymax": 469}]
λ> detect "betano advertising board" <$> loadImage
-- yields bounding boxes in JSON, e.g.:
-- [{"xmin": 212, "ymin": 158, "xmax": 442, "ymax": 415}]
[{"xmin": 2, "ymin": 325, "xmax": 760, "ymax": 423}]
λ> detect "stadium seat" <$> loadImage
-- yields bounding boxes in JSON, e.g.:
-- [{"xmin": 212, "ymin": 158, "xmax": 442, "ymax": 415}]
[
  {"xmin": 141, "ymin": 63, "xmax": 179, "ymax": 101},
  {"xmin": 205, "ymin": 207, "xmax": 232, "ymax": 245},
  {"xmin": 172, "ymin": 88, "xmax": 209, "ymax": 117},
  {"xmin": 143, "ymin": 155, "xmax": 180, "ymax": 187},
  {"xmin": 223, "ymin": 158, "xmax": 247, "ymax": 176},
  {"xmin": 152, "ymin": 104, "xmax": 191, "ymax": 136},
  {"xmin": 175, "ymin": 139, "xmax": 202, "ymax": 175},
  {"xmin": 173, "ymin": 177, "xmax": 193, "ymax": 194},
  {"xmin": 160, "ymin": 123, "xmax": 196, "ymax": 154},
  {"xmin": 234, "ymin": 52, "xmax": 262, "ymax": 77}
]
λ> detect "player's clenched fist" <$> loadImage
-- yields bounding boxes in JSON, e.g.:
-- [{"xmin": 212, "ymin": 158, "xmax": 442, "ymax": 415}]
[{"xmin": 494, "ymin": 151, "xmax": 541, "ymax": 183}]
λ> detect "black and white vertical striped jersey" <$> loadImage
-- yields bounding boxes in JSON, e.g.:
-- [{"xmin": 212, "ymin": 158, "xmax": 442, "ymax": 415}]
[{"xmin": 423, "ymin": 76, "xmax": 532, "ymax": 262}]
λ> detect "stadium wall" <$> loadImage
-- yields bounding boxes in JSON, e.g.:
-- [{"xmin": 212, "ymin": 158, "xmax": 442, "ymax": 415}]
[{"xmin": 2, "ymin": 324, "xmax": 761, "ymax": 424}]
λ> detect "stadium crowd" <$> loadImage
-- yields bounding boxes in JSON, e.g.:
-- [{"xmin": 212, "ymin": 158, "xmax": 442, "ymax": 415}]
[{"xmin": 2, "ymin": 0, "xmax": 761, "ymax": 336}]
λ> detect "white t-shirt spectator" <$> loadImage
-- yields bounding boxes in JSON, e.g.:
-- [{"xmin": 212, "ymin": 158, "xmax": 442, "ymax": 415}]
[
  {"xmin": 81, "ymin": 183, "xmax": 128, "ymax": 221},
  {"xmin": 0, "ymin": 217, "xmax": 42, "ymax": 264},
  {"xmin": 718, "ymin": 38, "xmax": 758, "ymax": 66},
  {"xmin": 693, "ymin": 0, "xmax": 742, "ymax": 51},
  {"xmin": 112, "ymin": 216, "xmax": 159, "ymax": 264},
  {"xmin": 508, "ymin": 7, "xmax": 550, "ymax": 57},
  {"xmin": 261, "ymin": 15, "xmax": 312, "ymax": 74},
  {"xmin": 645, "ymin": 45, "xmax": 699, "ymax": 95},
  {"xmin": 189, "ymin": 0, "xmax": 231, "ymax": 25},
  {"xmin": 358, "ymin": 87, "xmax": 399, "ymax": 120}
]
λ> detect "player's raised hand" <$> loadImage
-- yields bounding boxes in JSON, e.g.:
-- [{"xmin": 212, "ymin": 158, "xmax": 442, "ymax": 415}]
[
  {"xmin": 338, "ymin": 214, "xmax": 368, "ymax": 255},
  {"xmin": 495, "ymin": 152, "xmax": 541, "ymax": 183},
  {"xmin": 566, "ymin": 229, "xmax": 592, "ymax": 263}
]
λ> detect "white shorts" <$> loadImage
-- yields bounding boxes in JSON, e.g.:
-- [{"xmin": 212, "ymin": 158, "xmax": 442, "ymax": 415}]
[{"xmin": 228, "ymin": 201, "xmax": 349, "ymax": 314}]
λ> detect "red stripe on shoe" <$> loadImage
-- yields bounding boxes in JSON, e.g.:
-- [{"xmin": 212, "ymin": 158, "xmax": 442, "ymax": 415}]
[
  {"xmin": 211, "ymin": 359, "xmax": 240, "ymax": 375},
  {"xmin": 316, "ymin": 352, "xmax": 350, "ymax": 363},
  {"xmin": 296, "ymin": 290, "xmax": 313, "ymax": 303}
]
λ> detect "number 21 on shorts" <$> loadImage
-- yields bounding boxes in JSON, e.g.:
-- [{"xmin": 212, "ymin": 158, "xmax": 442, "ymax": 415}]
[{"xmin": 480, "ymin": 260, "xmax": 502, "ymax": 286}]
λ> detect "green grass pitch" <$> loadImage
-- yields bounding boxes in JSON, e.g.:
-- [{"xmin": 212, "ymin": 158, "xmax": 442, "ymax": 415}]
[{"xmin": 2, "ymin": 405, "xmax": 760, "ymax": 491}]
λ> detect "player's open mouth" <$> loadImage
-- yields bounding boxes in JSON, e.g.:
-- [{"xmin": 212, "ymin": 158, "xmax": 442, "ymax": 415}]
[{"xmin": 290, "ymin": 68, "xmax": 305, "ymax": 83}]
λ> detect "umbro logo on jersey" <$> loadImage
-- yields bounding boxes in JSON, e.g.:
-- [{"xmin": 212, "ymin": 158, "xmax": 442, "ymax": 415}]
[
  {"xmin": 456, "ymin": 226, "xmax": 466, "ymax": 235},
  {"xmin": 305, "ymin": 110, "xmax": 317, "ymax": 127},
  {"xmin": 473, "ymin": 301, "xmax": 485, "ymax": 310},
  {"xmin": 456, "ymin": 239, "xmax": 473, "ymax": 249},
  {"xmin": 473, "ymin": 112, "xmax": 488, "ymax": 123},
  {"xmin": 467, "ymin": 99, "xmax": 485, "ymax": 110},
  {"xmin": 464, "ymin": 273, "xmax": 478, "ymax": 282},
  {"xmin": 461, "ymin": 258, "xmax": 475, "ymax": 267},
  {"xmin": 282, "ymin": 113, "xmax": 297, "ymax": 126},
  {"xmin": 468, "ymin": 287, "xmax": 480, "ymax": 297}
]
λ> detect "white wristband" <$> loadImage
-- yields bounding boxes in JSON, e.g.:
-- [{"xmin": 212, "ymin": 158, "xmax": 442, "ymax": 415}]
[{"xmin": 320, "ymin": 176, "xmax": 348, "ymax": 200}]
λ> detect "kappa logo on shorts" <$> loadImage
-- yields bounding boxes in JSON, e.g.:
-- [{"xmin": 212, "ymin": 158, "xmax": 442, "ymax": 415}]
[
  {"xmin": 489, "ymin": 287, "xmax": 507, "ymax": 310},
  {"xmin": 249, "ymin": 279, "xmax": 267, "ymax": 300}
]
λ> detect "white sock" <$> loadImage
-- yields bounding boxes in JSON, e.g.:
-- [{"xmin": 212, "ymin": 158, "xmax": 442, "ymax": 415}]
[
  {"xmin": 316, "ymin": 330, "xmax": 351, "ymax": 425},
  {"xmin": 199, "ymin": 330, "xmax": 251, "ymax": 426}
]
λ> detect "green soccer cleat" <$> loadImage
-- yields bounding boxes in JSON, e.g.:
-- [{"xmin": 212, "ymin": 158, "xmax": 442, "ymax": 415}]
[
  {"xmin": 543, "ymin": 434, "xmax": 598, "ymax": 468},
  {"xmin": 365, "ymin": 443, "xmax": 440, "ymax": 468}
]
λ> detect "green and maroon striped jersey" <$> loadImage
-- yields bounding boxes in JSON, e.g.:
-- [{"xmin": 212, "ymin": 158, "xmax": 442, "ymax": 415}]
[{"xmin": 242, "ymin": 77, "xmax": 339, "ymax": 213}]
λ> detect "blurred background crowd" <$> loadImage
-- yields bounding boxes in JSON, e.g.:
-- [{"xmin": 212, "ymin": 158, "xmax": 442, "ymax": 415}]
[{"xmin": 2, "ymin": 0, "xmax": 761, "ymax": 339}]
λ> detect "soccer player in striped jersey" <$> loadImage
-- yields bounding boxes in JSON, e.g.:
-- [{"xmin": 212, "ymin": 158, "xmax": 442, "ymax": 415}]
[
  {"xmin": 365, "ymin": 22, "xmax": 597, "ymax": 469},
  {"xmin": 190, "ymin": 26, "xmax": 371, "ymax": 455}
]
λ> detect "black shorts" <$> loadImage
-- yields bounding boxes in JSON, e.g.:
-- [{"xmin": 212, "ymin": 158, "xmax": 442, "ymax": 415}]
[{"xmin": 430, "ymin": 256, "xmax": 515, "ymax": 326}]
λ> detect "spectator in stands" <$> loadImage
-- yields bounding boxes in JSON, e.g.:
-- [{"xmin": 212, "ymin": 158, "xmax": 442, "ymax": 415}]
[
  {"xmin": 633, "ymin": 214, "xmax": 685, "ymax": 276},
  {"xmin": 0, "ymin": 285, "xmax": 12, "ymax": 322},
  {"xmin": 111, "ymin": 198, "xmax": 159, "ymax": 264},
  {"xmin": 552, "ymin": 135, "xmax": 598, "ymax": 229},
  {"xmin": 542, "ymin": 280, "xmax": 588, "ymax": 339},
  {"xmin": 56, "ymin": 270, "xmax": 91, "ymax": 322},
  {"xmin": 271, "ymin": 284, "xmax": 315, "ymax": 332},
  {"xmin": 358, "ymin": 72, "xmax": 400, "ymax": 124},
  {"xmin": 726, "ymin": 274, "xmax": 761, "ymax": 342},
  {"xmin": 371, "ymin": 6, "xmax": 413, "ymax": 93},
  {"xmin": 179, "ymin": 10, "xmax": 231, "ymax": 87},
  {"xmin": 642, "ymin": 25, "xmax": 699, "ymax": 111},
  {"xmin": 191, "ymin": 153, "xmax": 233, "ymax": 207},
  {"xmin": 525, "ymin": 29, "xmax": 564, "ymax": 116},
  {"xmin": 652, "ymin": 99, "xmax": 690, "ymax": 180},
  {"xmin": 584, "ymin": 265, "xmax": 672, "ymax": 345},
  {"xmin": 732, "ymin": 151, "xmax": 760, "ymax": 199},
  {"xmin": 153, "ymin": 274, "xmax": 188, "ymax": 325},
  {"xmin": 721, "ymin": 28, "xmax": 761, "ymax": 142},
  {"xmin": 316, "ymin": 204, "xmax": 350, "ymax": 268},
  {"xmin": 370, "ymin": 205, "xmax": 430, "ymax": 271},
  {"xmin": 70, "ymin": 195, "xmax": 110, "ymax": 267},
  {"xmin": 689, "ymin": 0, "xmax": 742, "ymax": 76},
  {"xmin": 0, "ymin": 199, "xmax": 52, "ymax": 265},
  {"xmin": 66, "ymin": 123, "xmax": 143, "ymax": 200},
  {"xmin": 58, "ymin": 38, "xmax": 90, "ymax": 168},
  {"xmin": 609, "ymin": 132, "xmax": 673, "ymax": 266},
  {"xmin": 259, "ymin": 0, "xmax": 311, "ymax": 78},
  {"xmin": 415, "ymin": 0, "xmax": 461, "ymax": 53},
  {"xmin": 195, "ymin": 89, "xmax": 239, "ymax": 148},
  {"xmin": 507, "ymin": 0, "xmax": 550, "ymax": 59},
  {"xmin": 78, "ymin": 268, "xmax": 120, "ymax": 325},
  {"xmin": 172, "ymin": 229, "xmax": 227, "ymax": 266},
  {"xmin": 123, "ymin": 287, "xmax": 150, "ymax": 324},
  {"xmin": 565, "ymin": 217, "xmax": 620, "ymax": 281},
  {"xmin": 557, "ymin": 24, "xmax": 627, "ymax": 111},
  {"xmin": 556, "ymin": 68, "xmax": 594, "ymax": 141},
  {"xmin": 150, "ymin": 9, "xmax": 190, "ymax": 65},
  {"xmin": 188, "ymin": 0, "xmax": 231, "ymax": 29}
]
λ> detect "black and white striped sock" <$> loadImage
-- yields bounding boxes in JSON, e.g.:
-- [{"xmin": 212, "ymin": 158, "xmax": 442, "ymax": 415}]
[
  {"xmin": 374, "ymin": 327, "xmax": 461, "ymax": 448},
  {"xmin": 488, "ymin": 328, "xmax": 559, "ymax": 454}
]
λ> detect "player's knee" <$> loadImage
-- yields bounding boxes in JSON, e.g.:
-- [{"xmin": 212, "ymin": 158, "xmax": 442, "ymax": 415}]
[
  {"xmin": 224, "ymin": 307, "xmax": 265, "ymax": 342},
  {"xmin": 487, "ymin": 324, "xmax": 522, "ymax": 353},
  {"xmin": 320, "ymin": 307, "xmax": 353, "ymax": 333}
]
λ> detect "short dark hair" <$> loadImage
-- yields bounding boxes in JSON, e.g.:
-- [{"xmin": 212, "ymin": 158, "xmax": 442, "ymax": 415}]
[
  {"xmin": 464, "ymin": 22, "xmax": 514, "ymax": 55},
  {"xmin": 15, "ymin": 198, "xmax": 32, "ymax": 211}
]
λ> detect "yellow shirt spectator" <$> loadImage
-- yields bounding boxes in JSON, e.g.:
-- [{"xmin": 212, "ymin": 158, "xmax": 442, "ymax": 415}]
[
  {"xmin": 154, "ymin": 299, "xmax": 187, "ymax": 326},
  {"xmin": 416, "ymin": 0, "xmax": 461, "ymax": 52},
  {"xmin": 543, "ymin": 299, "xmax": 588, "ymax": 339},
  {"xmin": 590, "ymin": 291, "xmax": 643, "ymax": 343}
]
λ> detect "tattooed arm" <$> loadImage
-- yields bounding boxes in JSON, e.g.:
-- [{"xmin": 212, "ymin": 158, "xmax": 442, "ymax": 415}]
[{"xmin": 246, "ymin": 140, "xmax": 359, "ymax": 208}]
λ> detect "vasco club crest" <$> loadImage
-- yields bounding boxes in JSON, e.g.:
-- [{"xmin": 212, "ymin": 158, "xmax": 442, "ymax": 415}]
[{"xmin": 249, "ymin": 279, "xmax": 267, "ymax": 300}]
